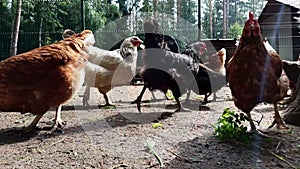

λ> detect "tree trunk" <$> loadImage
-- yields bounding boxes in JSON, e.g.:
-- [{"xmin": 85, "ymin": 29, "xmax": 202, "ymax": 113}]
[
  {"xmin": 10, "ymin": 0, "xmax": 22, "ymax": 56},
  {"xmin": 38, "ymin": 17, "xmax": 43, "ymax": 47},
  {"xmin": 284, "ymin": 74, "xmax": 300, "ymax": 126},
  {"xmin": 198, "ymin": 0, "xmax": 201, "ymax": 40},
  {"xmin": 223, "ymin": 0, "xmax": 227, "ymax": 38},
  {"xmin": 177, "ymin": 0, "xmax": 181, "ymax": 24},
  {"xmin": 153, "ymin": 0, "xmax": 158, "ymax": 19},
  {"xmin": 209, "ymin": 0, "xmax": 213, "ymax": 38}
]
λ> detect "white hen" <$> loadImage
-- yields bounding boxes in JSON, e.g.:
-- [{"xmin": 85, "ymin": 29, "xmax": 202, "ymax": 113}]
[
  {"xmin": 83, "ymin": 36, "xmax": 143, "ymax": 106},
  {"xmin": 62, "ymin": 30, "xmax": 143, "ymax": 106}
]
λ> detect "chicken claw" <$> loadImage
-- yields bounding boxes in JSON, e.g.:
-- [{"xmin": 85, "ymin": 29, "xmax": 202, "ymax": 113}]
[
  {"xmin": 42, "ymin": 105, "xmax": 66, "ymax": 133},
  {"xmin": 268, "ymin": 117, "xmax": 289, "ymax": 130},
  {"xmin": 175, "ymin": 98, "xmax": 190, "ymax": 112},
  {"xmin": 175, "ymin": 107, "xmax": 190, "ymax": 112},
  {"xmin": 268, "ymin": 104, "xmax": 289, "ymax": 130}
]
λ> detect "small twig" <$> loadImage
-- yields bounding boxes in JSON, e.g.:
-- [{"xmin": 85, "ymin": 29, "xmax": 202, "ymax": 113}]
[
  {"xmin": 275, "ymin": 141, "xmax": 281, "ymax": 152},
  {"xmin": 166, "ymin": 149, "xmax": 200, "ymax": 163},
  {"xmin": 233, "ymin": 158, "xmax": 242, "ymax": 166},
  {"xmin": 50, "ymin": 138, "xmax": 66, "ymax": 147},
  {"xmin": 253, "ymin": 143, "xmax": 297, "ymax": 169}
]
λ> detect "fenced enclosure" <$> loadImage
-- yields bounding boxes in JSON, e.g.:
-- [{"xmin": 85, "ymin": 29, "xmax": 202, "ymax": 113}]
[{"xmin": 1, "ymin": 0, "xmax": 299, "ymax": 61}]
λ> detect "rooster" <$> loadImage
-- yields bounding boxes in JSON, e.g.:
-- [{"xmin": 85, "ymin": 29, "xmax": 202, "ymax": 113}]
[
  {"xmin": 226, "ymin": 12, "xmax": 289, "ymax": 134},
  {"xmin": 0, "ymin": 30, "xmax": 95, "ymax": 131},
  {"xmin": 63, "ymin": 30, "xmax": 143, "ymax": 106}
]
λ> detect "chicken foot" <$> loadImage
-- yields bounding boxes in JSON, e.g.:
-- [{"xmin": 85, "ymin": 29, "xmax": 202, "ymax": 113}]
[
  {"xmin": 246, "ymin": 112, "xmax": 269, "ymax": 137},
  {"xmin": 268, "ymin": 104, "xmax": 289, "ymax": 130},
  {"xmin": 174, "ymin": 97, "xmax": 190, "ymax": 112},
  {"xmin": 35, "ymin": 105, "xmax": 65, "ymax": 133},
  {"xmin": 246, "ymin": 112, "xmax": 257, "ymax": 133},
  {"xmin": 49, "ymin": 105, "xmax": 66, "ymax": 132},
  {"xmin": 184, "ymin": 91, "xmax": 211, "ymax": 105},
  {"xmin": 24, "ymin": 105, "xmax": 66, "ymax": 132}
]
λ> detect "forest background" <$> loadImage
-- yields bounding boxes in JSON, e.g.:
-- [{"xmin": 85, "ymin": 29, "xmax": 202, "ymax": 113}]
[{"xmin": 0, "ymin": 0, "xmax": 266, "ymax": 58}]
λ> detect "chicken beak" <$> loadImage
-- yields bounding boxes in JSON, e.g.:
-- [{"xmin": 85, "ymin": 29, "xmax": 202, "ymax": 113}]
[
  {"xmin": 140, "ymin": 44, "xmax": 145, "ymax": 50},
  {"xmin": 137, "ymin": 39, "xmax": 144, "ymax": 49},
  {"xmin": 132, "ymin": 38, "xmax": 143, "ymax": 47}
]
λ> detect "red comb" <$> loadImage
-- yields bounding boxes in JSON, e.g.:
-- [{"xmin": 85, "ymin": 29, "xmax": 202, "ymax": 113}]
[{"xmin": 249, "ymin": 11, "xmax": 254, "ymax": 20}]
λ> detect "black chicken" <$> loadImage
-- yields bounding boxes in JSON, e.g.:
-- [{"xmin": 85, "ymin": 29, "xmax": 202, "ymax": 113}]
[{"xmin": 133, "ymin": 19, "xmax": 200, "ymax": 112}]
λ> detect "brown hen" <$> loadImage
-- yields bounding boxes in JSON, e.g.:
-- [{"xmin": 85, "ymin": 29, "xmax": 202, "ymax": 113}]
[
  {"xmin": 0, "ymin": 30, "xmax": 95, "ymax": 131},
  {"xmin": 226, "ymin": 12, "xmax": 289, "ymax": 134}
]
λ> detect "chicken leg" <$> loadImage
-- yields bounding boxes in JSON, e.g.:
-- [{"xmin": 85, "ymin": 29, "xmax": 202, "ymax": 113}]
[
  {"xmin": 24, "ymin": 105, "xmax": 65, "ymax": 132},
  {"xmin": 102, "ymin": 93, "xmax": 113, "ymax": 106},
  {"xmin": 174, "ymin": 97, "xmax": 189, "ymax": 112},
  {"xmin": 268, "ymin": 104, "xmax": 289, "ymax": 130},
  {"xmin": 170, "ymin": 83, "xmax": 189, "ymax": 112},
  {"xmin": 131, "ymin": 85, "xmax": 147, "ymax": 112},
  {"xmin": 50, "ymin": 105, "xmax": 66, "ymax": 132},
  {"xmin": 245, "ymin": 112, "xmax": 257, "ymax": 133},
  {"xmin": 83, "ymin": 86, "xmax": 91, "ymax": 106},
  {"xmin": 25, "ymin": 114, "xmax": 44, "ymax": 132},
  {"xmin": 245, "ymin": 111, "xmax": 270, "ymax": 137}
]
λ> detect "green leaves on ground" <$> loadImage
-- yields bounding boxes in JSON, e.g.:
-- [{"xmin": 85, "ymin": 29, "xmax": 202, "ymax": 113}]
[
  {"xmin": 151, "ymin": 122, "xmax": 163, "ymax": 129},
  {"xmin": 213, "ymin": 108, "xmax": 251, "ymax": 143}
]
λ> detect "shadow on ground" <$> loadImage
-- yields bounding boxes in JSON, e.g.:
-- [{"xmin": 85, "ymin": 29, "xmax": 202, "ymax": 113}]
[{"xmin": 164, "ymin": 130, "xmax": 300, "ymax": 169}]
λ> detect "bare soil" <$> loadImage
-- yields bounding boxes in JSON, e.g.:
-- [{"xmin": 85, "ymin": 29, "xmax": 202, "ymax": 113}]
[{"xmin": 0, "ymin": 85, "xmax": 299, "ymax": 169}]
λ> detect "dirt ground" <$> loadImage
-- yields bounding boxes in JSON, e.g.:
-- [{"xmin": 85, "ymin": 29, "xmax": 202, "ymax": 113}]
[{"xmin": 0, "ymin": 85, "xmax": 299, "ymax": 169}]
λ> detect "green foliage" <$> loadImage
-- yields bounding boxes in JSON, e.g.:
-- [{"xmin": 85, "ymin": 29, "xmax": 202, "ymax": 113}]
[
  {"xmin": 180, "ymin": 0, "xmax": 197, "ymax": 24},
  {"xmin": 165, "ymin": 90, "xmax": 174, "ymax": 100},
  {"xmin": 151, "ymin": 122, "xmax": 163, "ymax": 129},
  {"xmin": 157, "ymin": 0, "xmax": 175, "ymax": 15},
  {"xmin": 1, "ymin": 0, "xmax": 268, "ymax": 58},
  {"xmin": 213, "ymin": 108, "xmax": 251, "ymax": 143},
  {"xmin": 103, "ymin": 105, "xmax": 116, "ymax": 109},
  {"xmin": 140, "ymin": 0, "xmax": 153, "ymax": 13},
  {"xmin": 228, "ymin": 23, "xmax": 243, "ymax": 39},
  {"xmin": 201, "ymin": 0, "xmax": 266, "ymax": 39}
]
